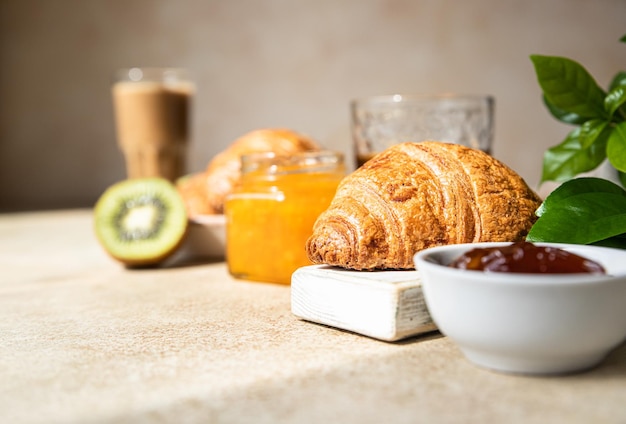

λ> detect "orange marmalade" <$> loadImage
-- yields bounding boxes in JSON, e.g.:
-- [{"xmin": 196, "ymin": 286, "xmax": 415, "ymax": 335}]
[{"xmin": 225, "ymin": 151, "xmax": 345, "ymax": 284}]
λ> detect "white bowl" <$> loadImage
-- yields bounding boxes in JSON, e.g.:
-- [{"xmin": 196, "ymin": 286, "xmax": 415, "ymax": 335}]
[
  {"xmin": 183, "ymin": 214, "xmax": 226, "ymax": 259},
  {"xmin": 414, "ymin": 242, "xmax": 626, "ymax": 375}
]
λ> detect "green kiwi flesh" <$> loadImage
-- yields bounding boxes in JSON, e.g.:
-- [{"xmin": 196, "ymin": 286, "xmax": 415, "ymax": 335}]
[{"xmin": 94, "ymin": 178, "xmax": 188, "ymax": 266}]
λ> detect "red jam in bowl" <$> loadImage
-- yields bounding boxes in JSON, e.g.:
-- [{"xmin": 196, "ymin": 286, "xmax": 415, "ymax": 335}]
[{"xmin": 449, "ymin": 241, "xmax": 606, "ymax": 274}]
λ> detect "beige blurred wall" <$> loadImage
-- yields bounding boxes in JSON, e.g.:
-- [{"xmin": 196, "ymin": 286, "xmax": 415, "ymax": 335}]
[{"xmin": 1, "ymin": 0, "xmax": 625, "ymax": 211}]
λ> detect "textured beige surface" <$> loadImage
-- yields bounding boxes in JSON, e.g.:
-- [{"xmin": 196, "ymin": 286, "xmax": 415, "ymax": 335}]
[{"xmin": 1, "ymin": 210, "xmax": 625, "ymax": 424}]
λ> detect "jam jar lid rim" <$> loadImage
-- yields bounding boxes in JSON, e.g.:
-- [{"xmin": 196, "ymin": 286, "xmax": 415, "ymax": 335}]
[{"xmin": 240, "ymin": 150, "xmax": 345, "ymax": 175}]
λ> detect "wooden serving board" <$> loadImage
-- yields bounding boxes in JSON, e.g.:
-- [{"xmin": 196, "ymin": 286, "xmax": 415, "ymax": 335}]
[{"xmin": 291, "ymin": 265, "xmax": 437, "ymax": 342}]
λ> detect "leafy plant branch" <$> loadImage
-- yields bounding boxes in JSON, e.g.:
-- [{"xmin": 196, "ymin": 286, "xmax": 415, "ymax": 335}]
[
  {"xmin": 526, "ymin": 34, "xmax": 626, "ymax": 249},
  {"xmin": 530, "ymin": 34, "xmax": 626, "ymax": 186}
]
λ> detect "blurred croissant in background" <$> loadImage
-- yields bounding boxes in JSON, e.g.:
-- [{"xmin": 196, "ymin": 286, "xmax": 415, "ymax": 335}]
[
  {"xmin": 306, "ymin": 141, "xmax": 543, "ymax": 271},
  {"xmin": 177, "ymin": 128, "xmax": 321, "ymax": 216}
]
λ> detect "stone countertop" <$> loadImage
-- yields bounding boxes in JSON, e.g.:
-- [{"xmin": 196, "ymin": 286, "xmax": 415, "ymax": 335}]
[{"xmin": 1, "ymin": 209, "xmax": 625, "ymax": 424}]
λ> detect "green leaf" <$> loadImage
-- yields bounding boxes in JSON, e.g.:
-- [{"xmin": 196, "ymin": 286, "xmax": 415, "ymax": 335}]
[
  {"xmin": 530, "ymin": 55, "xmax": 608, "ymax": 120},
  {"xmin": 621, "ymin": 34, "xmax": 626, "ymax": 43},
  {"xmin": 607, "ymin": 121, "xmax": 626, "ymax": 172},
  {"xmin": 527, "ymin": 190, "xmax": 626, "ymax": 245},
  {"xmin": 608, "ymin": 71, "xmax": 626, "ymax": 91},
  {"xmin": 530, "ymin": 177, "xmax": 626, "ymax": 246},
  {"xmin": 619, "ymin": 170, "xmax": 626, "ymax": 188},
  {"xmin": 578, "ymin": 119, "xmax": 610, "ymax": 148},
  {"xmin": 540, "ymin": 122, "xmax": 610, "ymax": 183},
  {"xmin": 536, "ymin": 177, "xmax": 626, "ymax": 217},
  {"xmin": 542, "ymin": 95, "xmax": 587, "ymax": 125},
  {"xmin": 605, "ymin": 86, "xmax": 626, "ymax": 119}
]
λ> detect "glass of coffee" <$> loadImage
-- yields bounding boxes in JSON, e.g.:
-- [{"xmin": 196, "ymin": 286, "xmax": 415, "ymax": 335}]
[
  {"xmin": 351, "ymin": 94, "xmax": 494, "ymax": 168},
  {"xmin": 112, "ymin": 68, "xmax": 194, "ymax": 181}
]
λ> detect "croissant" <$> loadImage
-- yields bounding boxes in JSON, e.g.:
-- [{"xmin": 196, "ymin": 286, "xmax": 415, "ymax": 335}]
[
  {"xmin": 177, "ymin": 172, "xmax": 217, "ymax": 215},
  {"xmin": 178, "ymin": 128, "xmax": 321, "ymax": 215},
  {"xmin": 306, "ymin": 141, "xmax": 543, "ymax": 271}
]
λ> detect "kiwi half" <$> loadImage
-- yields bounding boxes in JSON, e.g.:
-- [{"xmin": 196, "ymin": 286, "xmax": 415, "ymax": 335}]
[{"xmin": 94, "ymin": 178, "xmax": 189, "ymax": 267}]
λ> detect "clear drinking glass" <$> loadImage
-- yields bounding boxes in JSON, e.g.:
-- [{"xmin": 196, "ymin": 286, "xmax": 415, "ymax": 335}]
[{"xmin": 351, "ymin": 94, "xmax": 494, "ymax": 167}]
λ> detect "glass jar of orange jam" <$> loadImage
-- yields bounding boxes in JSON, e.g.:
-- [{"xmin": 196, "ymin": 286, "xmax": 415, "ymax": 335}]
[{"xmin": 225, "ymin": 150, "xmax": 345, "ymax": 284}]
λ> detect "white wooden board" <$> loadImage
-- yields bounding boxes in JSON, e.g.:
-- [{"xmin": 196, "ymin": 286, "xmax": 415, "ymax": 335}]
[{"xmin": 291, "ymin": 265, "xmax": 437, "ymax": 341}]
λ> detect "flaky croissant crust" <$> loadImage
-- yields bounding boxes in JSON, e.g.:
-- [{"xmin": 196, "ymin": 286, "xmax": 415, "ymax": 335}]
[{"xmin": 306, "ymin": 141, "xmax": 542, "ymax": 270}]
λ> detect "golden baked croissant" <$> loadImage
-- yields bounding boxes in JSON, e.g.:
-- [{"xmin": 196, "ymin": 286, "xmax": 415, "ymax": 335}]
[
  {"xmin": 306, "ymin": 141, "xmax": 543, "ymax": 270},
  {"xmin": 178, "ymin": 128, "xmax": 321, "ymax": 215},
  {"xmin": 177, "ymin": 172, "xmax": 216, "ymax": 215}
]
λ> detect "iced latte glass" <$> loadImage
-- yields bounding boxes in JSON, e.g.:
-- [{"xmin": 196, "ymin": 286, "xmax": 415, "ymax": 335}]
[{"xmin": 112, "ymin": 68, "xmax": 194, "ymax": 181}]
